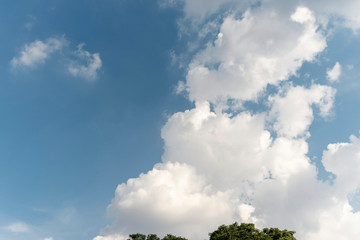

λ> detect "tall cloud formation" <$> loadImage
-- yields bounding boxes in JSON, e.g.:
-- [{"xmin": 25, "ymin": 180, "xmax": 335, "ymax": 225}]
[{"xmin": 95, "ymin": 1, "xmax": 360, "ymax": 240}]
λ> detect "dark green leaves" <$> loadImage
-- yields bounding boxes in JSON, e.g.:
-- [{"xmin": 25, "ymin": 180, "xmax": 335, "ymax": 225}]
[
  {"xmin": 209, "ymin": 223, "xmax": 296, "ymax": 240},
  {"xmin": 128, "ymin": 233, "xmax": 187, "ymax": 240}
]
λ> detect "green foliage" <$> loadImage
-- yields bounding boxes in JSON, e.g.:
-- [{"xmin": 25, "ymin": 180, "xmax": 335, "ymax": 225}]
[
  {"xmin": 128, "ymin": 233, "xmax": 146, "ymax": 240},
  {"xmin": 209, "ymin": 223, "xmax": 262, "ymax": 240},
  {"xmin": 128, "ymin": 233, "xmax": 186, "ymax": 240},
  {"xmin": 209, "ymin": 223, "xmax": 296, "ymax": 240},
  {"xmin": 162, "ymin": 234, "xmax": 188, "ymax": 240},
  {"xmin": 262, "ymin": 228, "xmax": 296, "ymax": 240},
  {"xmin": 128, "ymin": 222, "xmax": 296, "ymax": 240},
  {"xmin": 146, "ymin": 234, "xmax": 161, "ymax": 240}
]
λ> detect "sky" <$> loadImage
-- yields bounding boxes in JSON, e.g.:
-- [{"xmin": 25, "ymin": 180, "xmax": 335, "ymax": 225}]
[{"xmin": 2, "ymin": 0, "xmax": 360, "ymax": 240}]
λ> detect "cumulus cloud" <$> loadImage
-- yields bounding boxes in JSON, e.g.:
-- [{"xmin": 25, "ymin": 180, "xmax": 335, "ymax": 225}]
[
  {"xmin": 10, "ymin": 37, "xmax": 65, "ymax": 68},
  {"xmin": 68, "ymin": 44, "xmax": 102, "ymax": 81},
  {"xmin": 5, "ymin": 222, "xmax": 30, "ymax": 233},
  {"xmin": 97, "ymin": 98, "xmax": 355, "ymax": 239},
  {"xmin": 322, "ymin": 135, "xmax": 360, "ymax": 196},
  {"xmin": 269, "ymin": 84, "xmax": 335, "ymax": 138},
  {"xmin": 185, "ymin": 7, "xmax": 326, "ymax": 105},
  {"xmin": 95, "ymin": 1, "xmax": 360, "ymax": 240},
  {"xmin": 97, "ymin": 100, "xmax": 360, "ymax": 239},
  {"xmin": 327, "ymin": 62, "xmax": 342, "ymax": 82},
  {"xmin": 103, "ymin": 162, "xmax": 235, "ymax": 239},
  {"xmin": 164, "ymin": 0, "xmax": 360, "ymax": 31}
]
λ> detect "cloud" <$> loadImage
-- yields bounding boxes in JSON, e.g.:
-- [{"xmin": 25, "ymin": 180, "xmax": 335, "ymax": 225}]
[
  {"xmin": 184, "ymin": 7, "xmax": 326, "ymax": 105},
  {"xmin": 163, "ymin": 0, "xmax": 360, "ymax": 31},
  {"xmin": 102, "ymin": 162, "xmax": 235, "ymax": 239},
  {"xmin": 327, "ymin": 62, "xmax": 342, "ymax": 82},
  {"xmin": 95, "ymin": 1, "xmax": 360, "ymax": 240},
  {"xmin": 5, "ymin": 222, "xmax": 30, "ymax": 233},
  {"xmin": 97, "ymin": 96, "xmax": 357, "ymax": 239},
  {"xmin": 10, "ymin": 37, "xmax": 102, "ymax": 81},
  {"xmin": 269, "ymin": 84, "xmax": 335, "ymax": 138},
  {"xmin": 322, "ymin": 135, "xmax": 360, "ymax": 195},
  {"xmin": 97, "ymin": 99, "xmax": 360, "ymax": 239},
  {"xmin": 43, "ymin": 238, "xmax": 53, "ymax": 240},
  {"xmin": 68, "ymin": 44, "xmax": 102, "ymax": 81},
  {"xmin": 10, "ymin": 37, "xmax": 65, "ymax": 68},
  {"xmin": 93, "ymin": 234, "xmax": 128, "ymax": 240},
  {"xmin": 25, "ymin": 15, "xmax": 37, "ymax": 30}
]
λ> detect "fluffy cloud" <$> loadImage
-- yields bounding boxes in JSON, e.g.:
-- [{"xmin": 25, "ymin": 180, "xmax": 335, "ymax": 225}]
[
  {"xmin": 305, "ymin": 201, "xmax": 360, "ymax": 239},
  {"xmin": 162, "ymin": 101, "xmax": 271, "ymax": 189},
  {"xmin": 5, "ymin": 222, "xmax": 30, "ymax": 233},
  {"xmin": 103, "ymin": 162, "xmax": 235, "ymax": 239},
  {"xmin": 97, "ymin": 98, "xmax": 357, "ymax": 239},
  {"xmin": 95, "ymin": 2, "xmax": 360, "ymax": 240},
  {"xmin": 322, "ymin": 135, "xmax": 360, "ymax": 196},
  {"xmin": 269, "ymin": 84, "xmax": 335, "ymax": 138},
  {"xmin": 165, "ymin": 0, "xmax": 360, "ymax": 31},
  {"xmin": 11, "ymin": 37, "xmax": 102, "ymax": 81},
  {"xmin": 98, "ymin": 101, "xmax": 360, "ymax": 239},
  {"xmin": 68, "ymin": 44, "xmax": 102, "ymax": 81},
  {"xmin": 10, "ymin": 37, "xmax": 65, "ymax": 68},
  {"xmin": 184, "ymin": 7, "xmax": 326, "ymax": 104},
  {"xmin": 327, "ymin": 62, "xmax": 342, "ymax": 82}
]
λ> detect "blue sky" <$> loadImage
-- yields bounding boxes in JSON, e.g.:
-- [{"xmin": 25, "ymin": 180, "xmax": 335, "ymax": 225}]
[
  {"xmin": 2, "ymin": 1, "xmax": 360, "ymax": 240},
  {"xmin": 0, "ymin": 1, "xmax": 188, "ymax": 239}
]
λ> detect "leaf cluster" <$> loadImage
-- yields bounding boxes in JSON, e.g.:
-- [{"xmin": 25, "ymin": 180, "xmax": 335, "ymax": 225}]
[
  {"xmin": 128, "ymin": 233, "xmax": 187, "ymax": 240},
  {"xmin": 209, "ymin": 223, "xmax": 296, "ymax": 240}
]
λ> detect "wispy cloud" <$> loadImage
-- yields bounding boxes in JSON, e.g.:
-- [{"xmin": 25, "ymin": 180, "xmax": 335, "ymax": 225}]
[
  {"xmin": 5, "ymin": 222, "xmax": 30, "ymax": 233},
  {"xmin": 327, "ymin": 62, "xmax": 342, "ymax": 82},
  {"xmin": 68, "ymin": 44, "xmax": 102, "ymax": 81},
  {"xmin": 10, "ymin": 37, "xmax": 102, "ymax": 81},
  {"xmin": 25, "ymin": 15, "xmax": 37, "ymax": 30},
  {"xmin": 10, "ymin": 37, "xmax": 65, "ymax": 68}
]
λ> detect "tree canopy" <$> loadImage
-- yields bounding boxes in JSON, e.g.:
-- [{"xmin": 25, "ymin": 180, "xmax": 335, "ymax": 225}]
[
  {"xmin": 128, "ymin": 222, "xmax": 296, "ymax": 240},
  {"xmin": 128, "ymin": 233, "xmax": 186, "ymax": 240},
  {"xmin": 209, "ymin": 223, "xmax": 296, "ymax": 240}
]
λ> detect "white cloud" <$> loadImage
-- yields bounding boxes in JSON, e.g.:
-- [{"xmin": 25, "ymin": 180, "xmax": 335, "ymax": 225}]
[
  {"xmin": 11, "ymin": 37, "xmax": 102, "ymax": 81},
  {"xmin": 10, "ymin": 37, "xmax": 65, "ymax": 68},
  {"xmin": 322, "ymin": 135, "xmax": 360, "ymax": 196},
  {"xmin": 269, "ymin": 84, "xmax": 335, "ymax": 138},
  {"xmin": 43, "ymin": 238, "xmax": 53, "ymax": 240},
  {"xmin": 97, "ymin": 99, "xmax": 360, "ymax": 239},
  {"xmin": 162, "ymin": 101, "xmax": 274, "ymax": 189},
  {"xmin": 327, "ymin": 62, "xmax": 342, "ymax": 82},
  {"xmin": 102, "ymin": 162, "xmax": 235, "ymax": 239},
  {"xmin": 160, "ymin": 0, "xmax": 255, "ymax": 23},
  {"xmin": 95, "ymin": 92, "xmax": 360, "ymax": 240},
  {"xmin": 305, "ymin": 201, "xmax": 360, "ymax": 240},
  {"xmin": 185, "ymin": 7, "xmax": 326, "ymax": 105},
  {"xmin": 96, "ymin": 1, "xmax": 360, "ymax": 240},
  {"xmin": 93, "ymin": 235, "xmax": 128, "ymax": 240},
  {"xmin": 5, "ymin": 222, "xmax": 30, "ymax": 233},
  {"xmin": 68, "ymin": 44, "xmax": 102, "ymax": 81},
  {"xmin": 163, "ymin": 0, "xmax": 360, "ymax": 31}
]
